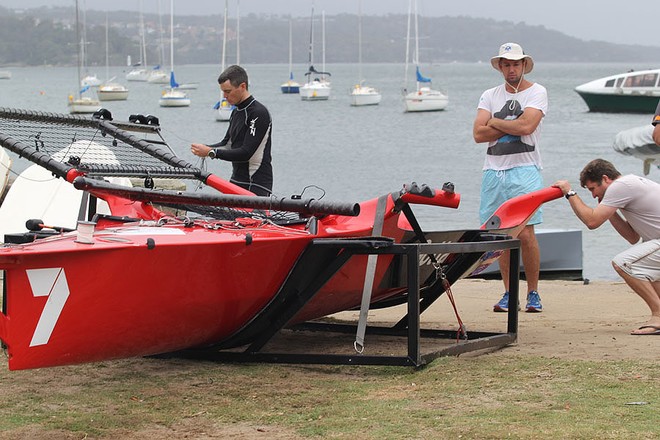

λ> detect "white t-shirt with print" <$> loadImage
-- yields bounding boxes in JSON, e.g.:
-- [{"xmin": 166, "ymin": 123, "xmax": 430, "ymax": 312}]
[
  {"xmin": 601, "ymin": 174, "xmax": 660, "ymax": 242},
  {"xmin": 477, "ymin": 82, "xmax": 548, "ymax": 171}
]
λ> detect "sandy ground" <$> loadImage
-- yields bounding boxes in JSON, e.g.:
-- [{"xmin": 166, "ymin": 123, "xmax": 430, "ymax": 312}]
[{"xmin": 330, "ymin": 278, "xmax": 660, "ymax": 361}]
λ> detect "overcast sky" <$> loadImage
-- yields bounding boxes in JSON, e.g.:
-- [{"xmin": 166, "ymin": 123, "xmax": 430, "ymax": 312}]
[{"xmin": 4, "ymin": 0, "xmax": 656, "ymax": 47}]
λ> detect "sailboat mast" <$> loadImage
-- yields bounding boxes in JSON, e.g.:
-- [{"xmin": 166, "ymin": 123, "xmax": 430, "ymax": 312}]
[
  {"xmin": 75, "ymin": 0, "xmax": 82, "ymax": 97},
  {"xmin": 357, "ymin": 0, "xmax": 362, "ymax": 83},
  {"xmin": 414, "ymin": 0, "xmax": 419, "ymax": 66},
  {"xmin": 288, "ymin": 18, "xmax": 293, "ymax": 74},
  {"xmin": 404, "ymin": 0, "xmax": 412, "ymax": 89},
  {"xmin": 104, "ymin": 14, "xmax": 109, "ymax": 81},
  {"xmin": 307, "ymin": 5, "xmax": 314, "ymax": 67},
  {"xmin": 414, "ymin": 0, "xmax": 420, "ymax": 91},
  {"xmin": 139, "ymin": 0, "xmax": 147, "ymax": 67},
  {"xmin": 236, "ymin": 0, "xmax": 241, "ymax": 65},
  {"xmin": 221, "ymin": 0, "xmax": 228, "ymax": 71},
  {"xmin": 158, "ymin": 0, "xmax": 166, "ymax": 69},
  {"xmin": 169, "ymin": 0, "xmax": 174, "ymax": 77},
  {"xmin": 321, "ymin": 10, "xmax": 326, "ymax": 79}
]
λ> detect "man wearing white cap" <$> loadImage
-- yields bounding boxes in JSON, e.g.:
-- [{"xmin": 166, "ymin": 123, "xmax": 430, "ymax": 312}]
[{"xmin": 473, "ymin": 42, "xmax": 548, "ymax": 313}]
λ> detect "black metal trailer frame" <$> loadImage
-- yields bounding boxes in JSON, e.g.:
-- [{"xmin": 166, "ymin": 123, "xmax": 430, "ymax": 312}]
[{"xmin": 173, "ymin": 237, "xmax": 521, "ymax": 368}]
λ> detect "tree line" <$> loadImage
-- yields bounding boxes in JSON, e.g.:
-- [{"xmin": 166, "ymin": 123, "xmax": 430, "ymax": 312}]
[{"xmin": 1, "ymin": 6, "xmax": 659, "ymax": 67}]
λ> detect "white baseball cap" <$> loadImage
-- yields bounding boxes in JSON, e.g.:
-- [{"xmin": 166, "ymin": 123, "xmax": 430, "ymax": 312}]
[{"xmin": 490, "ymin": 42, "xmax": 534, "ymax": 74}]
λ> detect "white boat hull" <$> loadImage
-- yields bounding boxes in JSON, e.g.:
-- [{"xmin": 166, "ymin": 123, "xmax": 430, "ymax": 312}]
[
  {"xmin": 81, "ymin": 75, "xmax": 102, "ymax": 87},
  {"xmin": 0, "ymin": 71, "xmax": 11, "ymax": 80},
  {"xmin": 97, "ymin": 84, "xmax": 129, "ymax": 101},
  {"xmin": 613, "ymin": 124, "xmax": 660, "ymax": 175},
  {"xmin": 147, "ymin": 71, "xmax": 169, "ymax": 84},
  {"xmin": 350, "ymin": 86, "xmax": 381, "ymax": 106},
  {"xmin": 281, "ymin": 80, "xmax": 301, "ymax": 94},
  {"xmin": 178, "ymin": 83, "xmax": 199, "ymax": 90},
  {"xmin": 159, "ymin": 89, "xmax": 190, "ymax": 107},
  {"xmin": 126, "ymin": 69, "xmax": 150, "ymax": 82},
  {"xmin": 216, "ymin": 108, "xmax": 232, "ymax": 121},
  {"xmin": 575, "ymin": 68, "xmax": 660, "ymax": 113},
  {"xmin": 68, "ymin": 97, "xmax": 101, "ymax": 114},
  {"xmin": 300, "ymin": 82, "xmax": 331, "ymax": 101},
  {"xmin": 404, "ymin": 88, "xmax": 448, "ymax": 112}
]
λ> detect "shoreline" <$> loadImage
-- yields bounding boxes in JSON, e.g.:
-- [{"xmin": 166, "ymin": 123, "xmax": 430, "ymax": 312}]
[{"xmin": 331, "ymin": 279, "xmax": 659, "ymax": 361}]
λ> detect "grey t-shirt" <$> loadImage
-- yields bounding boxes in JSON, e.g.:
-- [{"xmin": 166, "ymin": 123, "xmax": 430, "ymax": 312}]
[{"xmin": 602, "ymin": 174, "xmax": 660, "ymax": 241}]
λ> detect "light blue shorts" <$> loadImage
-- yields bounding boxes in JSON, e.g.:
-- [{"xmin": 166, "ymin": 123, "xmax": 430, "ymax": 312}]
[
  {"xmin": 612, "ymin": 239, "xmax": 660, "ymax": 282},
  {"xmin": 480, "ymin": 165, "xmax": 544, "ymax": 225}
]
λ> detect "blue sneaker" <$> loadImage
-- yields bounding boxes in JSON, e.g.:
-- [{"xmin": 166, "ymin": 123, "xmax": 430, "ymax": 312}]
[
  {"xmin": 525, "ymin": 290, "xmax": 543, "ymax": 313},
  {"xmin": 493, "ymin": 292, "xmax": 510, "ymax": 312}
]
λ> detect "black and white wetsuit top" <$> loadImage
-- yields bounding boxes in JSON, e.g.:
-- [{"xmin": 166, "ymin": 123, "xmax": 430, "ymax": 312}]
[{"xmin": 209, "ymin": 95, "xmax": 273, "ymax": 196}]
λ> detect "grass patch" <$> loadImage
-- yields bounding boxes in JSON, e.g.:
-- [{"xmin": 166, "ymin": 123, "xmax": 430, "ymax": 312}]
[{"xmin": 0, "ymin": 355, "xmax": 657, "ymax": 439}]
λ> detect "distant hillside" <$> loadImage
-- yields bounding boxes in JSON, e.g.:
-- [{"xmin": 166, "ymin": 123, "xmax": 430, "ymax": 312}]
[{"xmin": 1, "ymin": 6, "xmax": 660, "ymax": 66}]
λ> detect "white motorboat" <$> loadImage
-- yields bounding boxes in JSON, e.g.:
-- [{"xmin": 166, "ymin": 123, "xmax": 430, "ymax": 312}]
[
  {"xmin": 575, "ymin": 68, "xmax": 660, "ymax": 113},
  {"xmin": 0, "ymin": 71, "xmax": 10, "ymax": 80},
  {"xmin": 402, "ymin": 0, "xmax": 448, "ymax": 112},
  {"xmin": 613, "ymin": 124, "xmax": 660, "ymax": 175},
  {"xmin": 349, "ymin": 0, "xmax": 381, "ymax": 107}
]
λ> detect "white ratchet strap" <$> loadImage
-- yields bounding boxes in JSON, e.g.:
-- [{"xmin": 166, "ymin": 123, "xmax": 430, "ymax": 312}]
[{"xmin": 354, "ymin": 195, "xmax": 388, "ymax": 354}]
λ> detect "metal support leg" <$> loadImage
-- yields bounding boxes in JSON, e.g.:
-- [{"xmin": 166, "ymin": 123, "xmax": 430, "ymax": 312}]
[
  {"xmin": 507, "ymin": 246, "xmax": 520, "ymax": 336},
  {"xmin": 406, "ymin": 245, "xmax": 421, "ymax": 365}
]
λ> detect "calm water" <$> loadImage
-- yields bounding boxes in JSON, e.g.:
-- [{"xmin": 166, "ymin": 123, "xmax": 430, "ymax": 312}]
[{"xmin": 1, "ymin": 62, "xmax": 658, "ymax": 280}]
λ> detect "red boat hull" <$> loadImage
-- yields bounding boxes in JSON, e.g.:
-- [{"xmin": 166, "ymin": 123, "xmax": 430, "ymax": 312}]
[
  {"xmin": 0, "ymin": 194, "xmax": 418, "ymax": 370},
  {"xmin": 0, "ymin": 183, "xmax": 560, "ymax": 370}
]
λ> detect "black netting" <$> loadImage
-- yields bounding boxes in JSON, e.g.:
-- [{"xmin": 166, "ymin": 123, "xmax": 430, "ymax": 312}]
[
  {"xmin": 0, "ymin": 108, "xmax": 199, "ymax": 180},
  {"xmin": 0, "ymin": 108, "xmax": 334, "ymax": 224},
  {"xmin": 160, "ymin": 203, "xmax": 306, "ymax": 223}
]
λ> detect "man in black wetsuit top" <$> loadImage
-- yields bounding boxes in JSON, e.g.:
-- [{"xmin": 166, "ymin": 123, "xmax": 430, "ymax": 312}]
[{"xmin": 191, "ymin": 65, "xmax": 273, "ymax": 196}]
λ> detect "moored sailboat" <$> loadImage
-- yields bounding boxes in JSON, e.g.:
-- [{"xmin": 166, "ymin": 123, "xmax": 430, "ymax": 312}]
[
  {"xmin": 281, "ymin": 18, "xmax": 300, "ymax": 94},
  {"xmin": 349, "ymin": 0, "xmax": 381, "ymax": 106},
  {"xmin": 300, "ymin": 6, "xmax": 331, "ymax": 101},
  {"xmin": 125, "ymin": 0, "xmax": 150, "ymax": 82},
  {"xmin": 159, "ymin": 0, "xmax": 190, "ymax": 107},
  {"xmin": 215, "ymin": 0, "xmax": 236, "ymax": 120},
  {"xmin": 97, "ymin": 15, "xmax": 129, "ymax": 102},
  {"xmin": 68, "ymin": 0, "xmax": 100, "ymax": 114},
  {"xmin": 402, "ymin": 0, "xmax": 448, "ymax": 112}
]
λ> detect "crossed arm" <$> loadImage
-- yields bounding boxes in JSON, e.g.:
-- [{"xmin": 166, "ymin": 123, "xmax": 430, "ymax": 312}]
[{"xmin": 472, "ymin": 107, "xmax": 544, "ymax": 143}]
